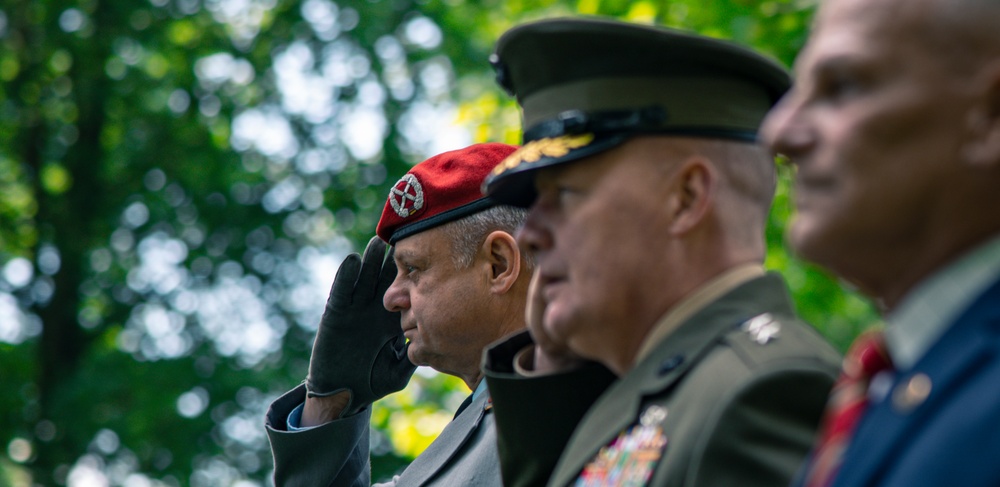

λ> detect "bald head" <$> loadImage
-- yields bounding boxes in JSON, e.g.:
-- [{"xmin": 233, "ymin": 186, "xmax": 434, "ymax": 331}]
[
  {"xmin": 814, "ymin": 0, "xmax": 1000, "ymax": 74},
  {"xmin": 917, "ymin": 0, "xmax": 1000, "ymax": 73}
]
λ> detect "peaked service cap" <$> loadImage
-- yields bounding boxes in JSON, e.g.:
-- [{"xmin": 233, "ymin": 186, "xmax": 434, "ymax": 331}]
[
  {"xmin": 376, "ymin": 143, "xmax": 519, "ymax": 245},
  {"xmin": 483, "ymin": 17, "xmax": 791, "ymax": 207}
]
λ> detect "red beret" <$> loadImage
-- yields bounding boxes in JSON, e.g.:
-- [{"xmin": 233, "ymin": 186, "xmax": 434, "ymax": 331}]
[{"xmin": 376, "ymin": 143, "xmax": 519, "ymax": 245}]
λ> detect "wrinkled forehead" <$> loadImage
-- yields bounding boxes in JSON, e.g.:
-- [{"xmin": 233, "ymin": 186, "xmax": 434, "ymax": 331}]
[
  {"xmin": 391, "ymin": 225, "xmax": 448, "ymax": 257},
  {"xmin": 814, "ymin": 0, "xmax": 937, "ymax": 40},
  {"xmin": 796, "ymin": 0, "xmax": 936, "ymax": 70}
]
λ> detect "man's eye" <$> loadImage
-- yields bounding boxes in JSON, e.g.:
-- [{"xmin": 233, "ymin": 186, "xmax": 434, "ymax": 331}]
[
  {"xmin": 394, "ymin": 262, "xmax": 415, "ymax": 276},
  {"xmin": 818, "ymin": 71, "xmax": 864, "ymax": 102},
  {"xmin": 534, "ymin": 183, "xmax": 581, "ymax": 211},
  {"xmin": 828, "ymin": 79, "xmax": 854, "ymax": 98},
  {"xmin": 557, "ymin": 186, "xmax": 581, "ymax": 205}
]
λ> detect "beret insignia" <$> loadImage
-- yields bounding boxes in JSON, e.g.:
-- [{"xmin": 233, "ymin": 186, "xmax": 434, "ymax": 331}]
[{"xmin": 388, "ymin": 173, "xmax": 424, "ymax": 218}]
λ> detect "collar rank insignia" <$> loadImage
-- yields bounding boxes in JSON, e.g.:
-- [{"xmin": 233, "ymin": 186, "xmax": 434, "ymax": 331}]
[
  {"xmin": 492, "ymin": 133, "xmax": 595, "ymax": 176},
  {"xmin": 576, "ymin": 405, "xmax": 668, "ymax": 487},
  {"xmin": 389, "ymin": 173, "xmax": 424, "ymax": 218},
  {"xmin": 741, "ymin": 313, "xmax": 780, "ymax": 345}
]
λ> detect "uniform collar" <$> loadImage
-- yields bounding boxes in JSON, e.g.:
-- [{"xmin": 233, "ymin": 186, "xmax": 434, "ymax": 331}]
[
  {"xmin": 635, "ymin": 263, "xmax": 766, "ymax": 364},
  {"xmin": 471, "ymin": 378, "xmax": 489, "ymax": 402},
  {"xmin": 886, "ymin": 232, "xmax": 1000, "ymax": 370}
]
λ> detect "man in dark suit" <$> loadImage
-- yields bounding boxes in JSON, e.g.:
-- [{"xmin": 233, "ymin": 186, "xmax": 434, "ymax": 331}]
[
  {"xmin": 762, "ymin": 0, "xmax": 1000, "ymax": 485},
  {"xmin": 265, "ymin": 143, "xmax": 533, "ymax": 486},
  {"xmin": 478, "ymin": 18, "xmax": 841, "ymax": 487}
]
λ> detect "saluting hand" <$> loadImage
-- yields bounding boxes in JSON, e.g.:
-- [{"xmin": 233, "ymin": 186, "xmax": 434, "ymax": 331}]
[{"xmin": 304, "ymin": 236, "xmax": 416, "ymax": 419}]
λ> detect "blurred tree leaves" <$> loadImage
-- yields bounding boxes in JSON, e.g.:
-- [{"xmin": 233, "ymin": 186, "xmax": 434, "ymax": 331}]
[{"xmin": 0, "ymin": 0, "xmax": 876, "ymax": 485}]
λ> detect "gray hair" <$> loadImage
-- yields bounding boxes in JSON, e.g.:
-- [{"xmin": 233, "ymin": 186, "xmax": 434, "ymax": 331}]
[{"xmin": 441, "ymin": 205, "xmax": 530, "ymax": 269}]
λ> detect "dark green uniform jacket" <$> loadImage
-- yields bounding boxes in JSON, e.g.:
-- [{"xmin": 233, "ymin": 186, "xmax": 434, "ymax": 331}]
[
  {"xmin": 485, "ymin": 274, "xmax": 841, "ymax": 487},
  {"xmin": 265, "ymin": 384, "xmax": 502, "ymax": 486}
]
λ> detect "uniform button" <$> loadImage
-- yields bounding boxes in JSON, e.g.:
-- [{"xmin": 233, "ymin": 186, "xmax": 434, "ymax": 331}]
[
  {"xmin": 658, "ymin": 355, "xmax": 684, "ymax": 375},
  {"xmin": 640, "ymin": 405, "xmax": 668, "ymax": 426}
]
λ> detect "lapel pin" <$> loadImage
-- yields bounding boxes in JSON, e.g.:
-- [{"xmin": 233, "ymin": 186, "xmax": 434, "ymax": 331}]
[{"xmin": 892, "ymin": 373, "xmax": 932, "ymax": 413}]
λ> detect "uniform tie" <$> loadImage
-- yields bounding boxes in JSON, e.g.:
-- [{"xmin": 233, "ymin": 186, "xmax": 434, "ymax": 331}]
[{"xmin": 804, "ymin": 330, "xmax": 893, "ymax": 487}]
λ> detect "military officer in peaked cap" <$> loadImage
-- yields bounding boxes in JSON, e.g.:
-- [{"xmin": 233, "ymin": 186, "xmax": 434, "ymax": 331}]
[
  {"xmin": 479, "ymin": 18, "xmax": 841, "ymax": 487},
  {"xmin": 265, "ymin": 143, "xmax": 534, "ymax": 486}
]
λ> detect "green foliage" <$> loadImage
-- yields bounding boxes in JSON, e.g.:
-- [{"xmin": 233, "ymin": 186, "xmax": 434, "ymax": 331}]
[
  {"xmin": 0, "ymin": 0, "xmax": 875, "ymax": 485},
  {"xmin": 766, "ymin": 162, "xmax": 879, "ymax": 351}
]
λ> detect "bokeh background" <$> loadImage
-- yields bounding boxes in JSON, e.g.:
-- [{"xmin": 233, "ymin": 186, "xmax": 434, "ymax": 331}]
[{"xmin": 0, "ymin": 0, "xmax": 877, "ymax": 485}]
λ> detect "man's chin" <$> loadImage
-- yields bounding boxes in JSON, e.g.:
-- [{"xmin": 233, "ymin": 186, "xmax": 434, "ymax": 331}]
[
  {"xmin": 544, "ymin": 306, "xmax": 590, "ymax": 352},
  {"xmin": 787, "ymin": 217, "xmax": 822, "ymax": 257},
  {"xmin": 788, "ymin": 221, "xmax": 845, "ymax": 274},
  {"xmin": 543, "ymin": 307, "xmax": 573, "ymax": 339},
  {"xmin": 406, "ymin": 348, "xmax": 428, "ymax": 367}
]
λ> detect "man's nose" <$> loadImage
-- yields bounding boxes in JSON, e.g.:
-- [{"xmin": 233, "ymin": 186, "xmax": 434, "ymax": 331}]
[
  {"xmin": 760, "ymin": 92, "xmax": 814, "ymax": 159},
  {"xmin": 383, "ymin": 277, "xmax": 409, "ymax": 312}
]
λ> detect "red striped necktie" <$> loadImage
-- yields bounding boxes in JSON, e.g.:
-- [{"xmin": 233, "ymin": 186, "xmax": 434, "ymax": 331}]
[{"xmin": 804, "ymin": 330, "xmax": 893, "ymax": 487}]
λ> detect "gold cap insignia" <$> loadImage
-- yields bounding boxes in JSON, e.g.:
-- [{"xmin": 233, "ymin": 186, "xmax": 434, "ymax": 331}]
[{"xmin": 491, "ymin": 133, "xmax": 595, "ymax": 176}]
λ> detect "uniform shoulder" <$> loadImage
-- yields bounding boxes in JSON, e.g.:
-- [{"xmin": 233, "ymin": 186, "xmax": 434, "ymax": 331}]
[{"xmin": 722, "ymin": 312, "xmax": 841, "ymax": 374}]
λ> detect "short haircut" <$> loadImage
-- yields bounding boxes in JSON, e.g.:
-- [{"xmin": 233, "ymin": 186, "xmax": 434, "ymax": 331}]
[
  {"xmin": 441, "ymin": 205, "xmax": 529, "ymax": 269},
  {"xmin": 642, "ymin": 136, "xmax": 776, "ymax": 230},
  {"xmin": 706, "ymin": 140, "xmax": 776, "ymax": 255},
  {"xmin": 706, "ymin": 139, "xmax": 777, "ymax": 221}
]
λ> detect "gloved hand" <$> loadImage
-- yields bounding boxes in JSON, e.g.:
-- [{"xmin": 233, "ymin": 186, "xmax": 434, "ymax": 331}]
[{"xmin": 305, "ymin": 236, "xmax": 415, "ymax": 417}]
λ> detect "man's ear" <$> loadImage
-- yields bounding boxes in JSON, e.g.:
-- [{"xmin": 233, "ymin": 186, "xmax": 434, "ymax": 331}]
[
  {"xmin": 665, "ymin": 157, "xmax": 715, "ymax": 235},
  {"xmin": 963, "ymin": 62, "xmax": 1000, "ymax": 168},
  {"xmin": 480, "ymin": 230, "xmax": 521, "ymax": 294}
]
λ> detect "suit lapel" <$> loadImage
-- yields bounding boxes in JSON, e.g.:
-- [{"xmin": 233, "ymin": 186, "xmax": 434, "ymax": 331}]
[
  {"xmin": 833, "ymin": 278, "xmax": 1000, "ymax": 487},
  {"xmin": 401, "ymin": 391, "xmax": 490, "ymax": 486},
  {"xmin": 550, "ymin": 274, "xmax": 796, "ymax": 486}
]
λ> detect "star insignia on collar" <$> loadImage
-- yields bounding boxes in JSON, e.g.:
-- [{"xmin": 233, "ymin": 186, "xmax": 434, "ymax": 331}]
[{"xmin": 741, "ymin": 313, "xmax": 781, "ymax": 345}]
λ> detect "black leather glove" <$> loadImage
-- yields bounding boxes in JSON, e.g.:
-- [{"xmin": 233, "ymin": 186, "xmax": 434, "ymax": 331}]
[{"xmin": 305, "ymin": 236, "xmax": 415, "ymax": 417}]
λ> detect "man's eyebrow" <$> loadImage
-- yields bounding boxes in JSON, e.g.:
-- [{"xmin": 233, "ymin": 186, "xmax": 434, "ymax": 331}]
[
  {"xmin": 392, "ymin": 249, "xmax": 424, "ymax": 262},
  {"xmin": 805, "ymin": 49, "xmax": 882, "ymax": 76},
  {"xmin": 813, "ymin": 55, "xmax": 858, "ymax": 73}
]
